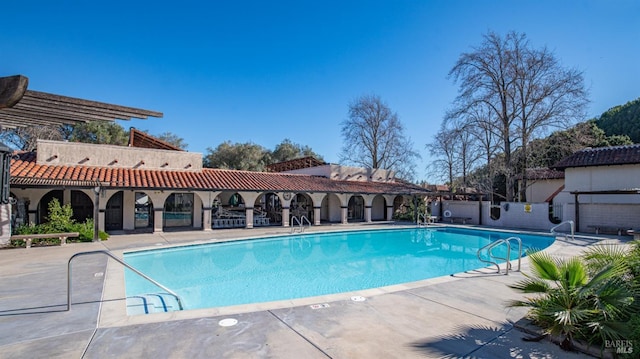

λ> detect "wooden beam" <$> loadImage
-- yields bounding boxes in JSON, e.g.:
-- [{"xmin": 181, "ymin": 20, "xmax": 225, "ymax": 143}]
[{"xmin": 0, "ymin": 75, "xmax": 29, "ymax": 109}]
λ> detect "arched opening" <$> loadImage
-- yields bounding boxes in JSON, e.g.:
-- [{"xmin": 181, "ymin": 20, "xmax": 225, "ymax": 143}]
[
  {"xmin": 393, "ymin": 195, "xmax": 405, "ymax": 213},
  {"xmin": 105, "ymin": 191, "xmax": 124, "ymax": 231},
  {"xmin": 38, "ymin": 190, "xmax": 63, "ymax": 224},
  {"xmin": 348, "ymin": 195, "xmax": 365, "ymax": 222},
  {"xmin": 320, "ymin": 193, "xmax": 341, "ymax": 223},
  {"xmin": 135, "ymin": 192, "xmax": 154, "ymax": 229},
  {"xmin": 291, "ymin": 193, "xmax": 313, "ymax": 223},
  {"xmin": 10, "ymin": 192, "xmax": 28, "ymax": 229},
  {"xmin": 164, "ymin": 193, "xmax": 194, "ymax": 229},
  {"xmin": 254, "ymin": 192, "xmax": 281, "ymax": 226},
  {"xmin": 212, "ymin": 192, "xmax": 246, "ymax": 228},
  {"xmin": 71, "ymin": 190, "xmax": 93, "ymax": 223},
  {"xmin": 371, "ymin": 195, "xmax": 387, "ymax": 221}
]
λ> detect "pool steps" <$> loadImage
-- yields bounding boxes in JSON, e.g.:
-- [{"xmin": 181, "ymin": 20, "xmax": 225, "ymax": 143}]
[
  {"xmin": 126, "ymin": 293, "xmax": 182, "ymax": 315},
  {"xmin": 68, "ymin": 250, "xmax": 184, "ymax": 312}
]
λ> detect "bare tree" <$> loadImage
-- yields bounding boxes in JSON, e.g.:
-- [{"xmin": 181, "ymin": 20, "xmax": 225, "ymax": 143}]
[
  {"xmin": 448, "ymin": 31, "xmax": 588, "ymax": 201},
  {"xmin": 426, "ymin": 124, "xmax": 460, "ymax": 186},
  {"xmin": 449, "ymin": 103, "xmax": 501, "ymax": 200},
  {"xmin": 340, "ymin": 94, "xmax": 420, "ymax": 181},
  {"xmin": 0, "ymin": 125, "xmax": 64, "ymax": 151}
]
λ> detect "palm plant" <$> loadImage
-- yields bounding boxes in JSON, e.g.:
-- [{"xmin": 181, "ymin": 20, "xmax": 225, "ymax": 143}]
[{"xmin": 508, "ymin": 250, "xmax": 636, "ymax": 351}]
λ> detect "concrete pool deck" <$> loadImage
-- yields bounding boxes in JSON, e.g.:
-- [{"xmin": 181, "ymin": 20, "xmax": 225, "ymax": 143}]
[{"xmin": 0, "ymin": 223, "xmax": 622, "ymax": 358}]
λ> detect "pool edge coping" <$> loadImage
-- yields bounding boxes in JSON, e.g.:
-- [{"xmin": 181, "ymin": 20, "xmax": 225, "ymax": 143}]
[{"xmin": 97, "ymin": 225, "xmax": 565, "ymax": 328}]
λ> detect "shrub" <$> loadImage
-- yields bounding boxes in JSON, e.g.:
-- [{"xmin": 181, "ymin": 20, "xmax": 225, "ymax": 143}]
[
  {"xmin": 510, "ymin": 247, "xmax": 640, "ymax": 353},
  {"xmin": 44, "ymin": 198, "xmax": 75, "ymax": 232},
  {"xmin": 11, "ymin": 198, "xmax": 109, "ymax": 243}
]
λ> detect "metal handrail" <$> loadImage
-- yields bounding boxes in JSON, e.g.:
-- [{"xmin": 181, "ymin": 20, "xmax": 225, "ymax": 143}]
[
  {"xmin": 290, "ymin": 215, "xmax": 311, "ymax": 234},
  {"xmin": 477, "ymin": 239, "xmax": 505, "ymax": 273},
  {"xmin": 67, "ymin": 250, "xmax": 184, "ymax": 311},
  {"xmin": 504, "ymin": 237, "xmax": 522, "ymax": 274},
  {"xmin": 476, "ymin": 236, "xmax": 522, "ymax": 274},
  {"xmin": 290, "ymin": 216, "xmax": 301, "ymax": 233},
  {"xmin": 417, "ymin": 213, "xmax": 427, "ymax": 227},
  {"xmin": 550, "ymin": 220, "xmax": 574, "ymax": 240}
]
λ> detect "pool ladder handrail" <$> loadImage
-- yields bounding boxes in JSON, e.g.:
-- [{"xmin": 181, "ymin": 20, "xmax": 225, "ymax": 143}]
[
  {"xmin": 550, "ymin": 220, "xmax": 574, "ymax": 240},
  {"xmin": 476, "ymin": 237, "xmax": 522, "ymax": 275},
  {"xmin": 67, "ymin": 250, "xmax": 184, "ymax": 312},
  {"xmin": 417, "ymin": 213, "xmax": 428, "ymax": 227},
  {"xmin": 290, "ymin": 215, "xmax": 311, "ymax": 234}
]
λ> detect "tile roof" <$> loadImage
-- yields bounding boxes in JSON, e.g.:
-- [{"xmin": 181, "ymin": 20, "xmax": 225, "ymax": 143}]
[
  {"xmin": 128, "ymin": 127, "xmax": 183, "ymax": 151},
  {"xmin": 552, "ymin": 144, "xmax": 640, "ymax": 170},
  {"xmin": 10, "ymin": 152, "xmax": 425, "ymax": 195},
  {"xmin": 266, "ymin": 156, "xmax": 326, "ymax": 172}
]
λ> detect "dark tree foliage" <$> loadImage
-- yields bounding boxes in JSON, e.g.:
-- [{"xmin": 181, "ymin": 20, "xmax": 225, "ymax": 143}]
[
  {"xmin": 204, "ymin": 139, "xmax": 324, "ymax": 171},
  {"xmin": 67, "ymin": 121, "xmax": 129, "ymax": 145},
  {"xmin": 595, "ymin": 97, "xmax": 640, "ymax": 143},
  {"xmin": 156, "ymin": 132, "xmax": 188, "ymax": 150},
  {"xmin": 203, "ymin": 141, "xmax": 271, "ymax": 171},
  {"xmin": 518, "ymin": 121, "xmax": 632, "ymax": 170},
  {"xmin": 271, "ymin": 138, "xmax": 323, "ymax": 163}
]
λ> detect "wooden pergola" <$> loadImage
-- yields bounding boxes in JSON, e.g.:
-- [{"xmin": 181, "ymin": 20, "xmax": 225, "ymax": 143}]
[
  {"xmin": 0, "ymin": 74, "xmax": 163, "ymax": 241},
  {"xmin": 0, "ymin": 75, "xmax": 162, "ymax": 126}
]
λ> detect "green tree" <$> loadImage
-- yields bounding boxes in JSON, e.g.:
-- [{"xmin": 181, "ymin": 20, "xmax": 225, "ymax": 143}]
[
  {"xmin": 203, "ymin": 141, "xmax": 270, "ymax": 171},
  {"xmin": 522, "ymin": 121, "xmax": 632, "ymax": 170},
  {"xmin": 271, "ymin": 139, "xmax": 323, "ymax": 163},
  {"xmin": 596, "ymin": 97, "xmax": 640, "ymax": 143},
  {"xmin": 67, "ymin": 121, "xmax": 128, "ymax": 145},
  {"xmin": 155, "ymin": 131, "xmax": 188, "ymax": 150}
]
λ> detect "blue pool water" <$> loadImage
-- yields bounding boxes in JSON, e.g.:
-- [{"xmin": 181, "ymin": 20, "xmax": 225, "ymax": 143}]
[{"xmin": 123, "ymin": 227, "xmax": 554, "ymax": 311}]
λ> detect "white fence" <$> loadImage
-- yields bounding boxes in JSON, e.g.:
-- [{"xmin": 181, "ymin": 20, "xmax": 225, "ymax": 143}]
[{"xmin": 430, "ymin": 200, "xmax": 639, "ymax": 234}]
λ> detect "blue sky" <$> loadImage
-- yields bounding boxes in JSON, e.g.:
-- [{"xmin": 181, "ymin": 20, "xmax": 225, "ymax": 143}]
[{"xmin": 2, "ymin": 1, "xmax": 639, "ymax": 182}]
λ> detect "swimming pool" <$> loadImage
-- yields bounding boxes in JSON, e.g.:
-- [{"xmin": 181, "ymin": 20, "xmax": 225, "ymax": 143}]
[{"xmin": 123, "ymin": 227, "xmax": 554, "ymax": 313}]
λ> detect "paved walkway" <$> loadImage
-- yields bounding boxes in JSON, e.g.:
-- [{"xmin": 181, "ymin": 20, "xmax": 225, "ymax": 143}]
[{"xmin": 0, "ymin": 224, "xmax": 618, "ymax": 358}]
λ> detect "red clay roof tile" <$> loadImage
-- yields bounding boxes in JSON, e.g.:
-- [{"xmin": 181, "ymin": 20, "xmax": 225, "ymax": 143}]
[{"xmin": 10, "ymin": 152, "xmax": 425, "ymax": 195}]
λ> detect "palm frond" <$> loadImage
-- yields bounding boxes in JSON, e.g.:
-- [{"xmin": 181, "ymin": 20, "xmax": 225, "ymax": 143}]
[
  {"xmin": 509, "ymin": 278, "xmax": 551, "ymax": 293},
  {"xmin": 560, "ymin": 257, "xmax": 588, "ymax": 288},
  {"xmin": 528, "ymin": 251, "xmax": 561, "ymax": 281}
]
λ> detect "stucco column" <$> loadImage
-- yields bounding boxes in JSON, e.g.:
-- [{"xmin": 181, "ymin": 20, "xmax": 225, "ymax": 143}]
[
  {"xmin": 202, "ymin": 207, "xmax": 212, "ymax": 231},
  {"xmin": 386, "ymin": 205, "xmax": 394, "ymax": 221},
  {"xmin": 28, "ymin": 209, "xmax": 37, "ymax": 225},
  {"xmin": 153, "ymin": 208, "xmax": 164, "ymax": 233},
  {"xmin": 341, "ymin": 206, "xmax": 348, "ymax": 224},
  {"xmin": 282, "ymin": 207, "xmax": 290, "ymax": 227},
  {"xmin": 365, "ymin": 206, "xmax": 372, "ymax": 223},
  {"xmin": 0, "ymin": 204, "xmax": 10, "ymax": 246},
  {"xmin": 245, "ymin": 207, "xmax": 254, "ymax": 229},
  {"xmin": 313, "ymin": 206, "xmax": 321, "ymax": 225},
  {"xmin": 98, "ymin": 210, "xmax": 105, "ymax": 232}
]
